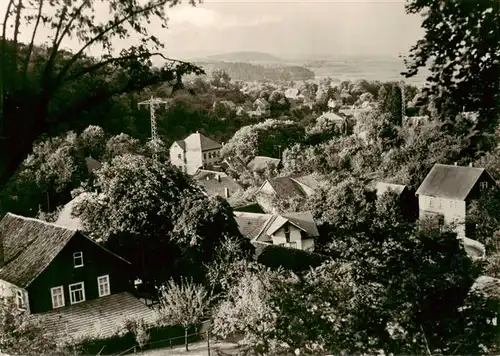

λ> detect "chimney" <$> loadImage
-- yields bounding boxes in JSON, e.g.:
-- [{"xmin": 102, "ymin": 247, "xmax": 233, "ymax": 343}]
[
  {"xmin": 217, "ymin": 174, "xmax": 221, "ymax": 182},
  {"xmin": 469, "ymin": 163, "xmax": 473, "ymax": 167},
  {"xmin": 224, "ymin": 187, "xmax": 229, "ymax": 198}
]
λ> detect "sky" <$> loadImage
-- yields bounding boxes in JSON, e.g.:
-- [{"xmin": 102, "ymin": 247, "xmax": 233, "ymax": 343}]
[{"xmin": 0, "ymin": 0, "xmax": 424, "ymax": 60}]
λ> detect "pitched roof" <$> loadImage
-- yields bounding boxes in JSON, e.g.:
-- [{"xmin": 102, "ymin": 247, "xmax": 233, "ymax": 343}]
[
  {"xmin": 0, "ymin": 213, "xmax": 129, "ymax": 288},
  {"xmin": 291, "ymin": 174, "xmax": 325, "ymax": 190},
  {"xmin": 247, "ymin": 156, "xmax": 281, "ymax": 173},
  {"xmin": 415, "ymin": 164, "xmax": 488, "ymax": 200},
  {"xmin": 85, "ymin": 157, "xmax": 102, "ymax": 174},
  {"xmin": 30, "ymin": 292, "xmax": 161, "ymax": 343},
  {"xmin": 234, "ymin": 211, "xmax": 319, "ymax": 243},
  {"xmin": 192, "ymin": 170, "xmax": 243, "ymax": 197},
  {"xmin": 55, "ymin": 193, "xmax": 91, "ymax": 231},
  {"xmin": 374, "ymin": 182, "xmax": 407, "ymax": 196},
  {"xmin": 0, "ymin": 214, "xmax": 77, "ymax": 288},
  {"xmin": 174, "ymin": 140, "xmax": 186, "ymax": 150},
  {"xmin": 317, "ymin": 112, "xmax": 346, "ymax": 124},
  {"xmin": 234, "ymin": 212, "xmax": 272, "ymax": 240},
  {"xmin": 264, "ymin": 177, "xmax": 308, "ymax": 199},
  {"xmin": 470, "ymin": 276, "xmax": 500, "ymax": 300},
  {"xmin": 174, "ymin": 132, "xmax": 221, "ymax": 152}
]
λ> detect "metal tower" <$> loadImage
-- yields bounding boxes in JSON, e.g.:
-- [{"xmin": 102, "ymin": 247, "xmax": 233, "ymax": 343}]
[
  {"xmin": 138, "ymin": 96, "xmax": 169, "ymax": 158},
  {"xmin": 399, "ymin": 81, "xmax": 406, "ymax": 121}
]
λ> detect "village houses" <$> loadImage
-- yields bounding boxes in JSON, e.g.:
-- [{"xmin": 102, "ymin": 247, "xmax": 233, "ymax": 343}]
[
  {"xmin": 234, "ymin": 211, "xmax": 319, "ymax": 251},
  {"xmin": 169, "ymin": 132, "xmax": 223, "ymax": 175},
  {"xmin": 0, "ymin": 213, "xmax": 159, "ymax": 342},
  {"xmin": 192, "ymin": 169, "xmax": 243, "ymax": 199}
]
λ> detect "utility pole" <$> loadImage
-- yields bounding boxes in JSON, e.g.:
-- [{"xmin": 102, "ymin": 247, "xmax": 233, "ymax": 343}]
[{"xmin": 138, "ymin": 96, "xmax": 169, "ymax": 159}]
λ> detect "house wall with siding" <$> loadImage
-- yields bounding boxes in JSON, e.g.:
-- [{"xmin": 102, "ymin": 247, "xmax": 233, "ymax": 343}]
[
  {"xmin": 255, "ymin": 182, "xmax": 277, "ymax": 213},
  {"xmin": 28, "ymin": 234, "xmax": 132, "ymax": 314},
  {"xmin": 201, "ymin": 149, "xmax": 222, "ymax": 166},
  {"xmin": 0, "ymin": 279, "xmax": 30, "ymax": 313},
  {"xmin": 185, "ymin": 148, "xmax": 204, "ymax": 175},
  {"xmin": 169, "ymin": 143, "xmax": 185, "ymax": 172}
]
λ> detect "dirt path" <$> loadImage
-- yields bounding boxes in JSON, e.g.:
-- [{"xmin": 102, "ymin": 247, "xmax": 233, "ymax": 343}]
[{"xmin": 133, "ymin": 341, "xmax": 240, "ymax": 356}]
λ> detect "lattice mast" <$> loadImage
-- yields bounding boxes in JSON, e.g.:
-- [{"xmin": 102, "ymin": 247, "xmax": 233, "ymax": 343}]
[
  {"xmin": 399, "ymin": 81, "xmax": 406, "ymax": 121},
  {"xmin": 138, "ymin": 96, "xmax": 169, "ymax": 158}
]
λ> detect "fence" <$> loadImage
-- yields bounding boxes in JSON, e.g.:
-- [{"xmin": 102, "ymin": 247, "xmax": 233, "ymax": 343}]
[{"xmin": 114, "ymin": 329, "xmax": 212, "ymax": 356}]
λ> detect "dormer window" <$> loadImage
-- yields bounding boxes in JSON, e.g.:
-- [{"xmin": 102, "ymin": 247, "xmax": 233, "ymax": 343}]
[
  {"xmin": 73, "ymin": 252, "xmax": 83, "ymax": 268},
  {"xmin": 480, "ymin": 181, "xmax": 489, "ymax": 191}
]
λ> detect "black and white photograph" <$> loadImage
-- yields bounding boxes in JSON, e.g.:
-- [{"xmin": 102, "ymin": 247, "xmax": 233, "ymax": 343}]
[{"xmin": 0, "ymin": 0, "xmax": 499, "ymax": 355}]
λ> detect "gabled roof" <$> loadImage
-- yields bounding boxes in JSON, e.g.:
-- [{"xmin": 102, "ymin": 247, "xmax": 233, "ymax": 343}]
[
  {"xmin": 261, "ymin": 177, "xmax": 307, "ymax": 200},
  {"xmin": 291, "ymin": 174, "xmax": 325, "ymax": 191},
  {"xmin": 85, "ymin": 157, "xmax": 102, "ymax": 174},
  {"xmin": 415, "ymin": 164, "xmax": 490, "ymax": 200},
  {"xmin": 55, "ymin": 193, "xmax": 91, "ymax": 231},
  {"xmin": 192, "ymin": 169, "xmax": 243, "ymax": 197},
  {"xmin": 234, "ymin": 211, "xmax": 319, "ymax": 243},
  {"xmin": 0, "ymin": 213, "xmax": 129, "ymax": 288},
  {"xmin": 172, "ymin": 132, "xmax": 222, "ymax": 152},
  {"xmin": 470, "ymin": 276, "xmax": 500, "ymax": 300},
  {"xmin": 317, "ymin": 112, "xmax": 346, "ymax": 124},
  {"xmin": 30, "ymin": 292, "xmax": 161, "ymax": 342},
  {"xmin": 374, "ymin": 182, "xmax": 408, "ymax": 196},
  {"xmin": 247, "ymin": 156, "xmax": 281, "ymax": 173}
]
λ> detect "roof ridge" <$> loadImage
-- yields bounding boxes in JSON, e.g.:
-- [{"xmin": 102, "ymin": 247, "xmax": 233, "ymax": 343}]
[
  {"xmin": 254, "ymin": 215, "xmax": 277, "ymax": 242},
  {"xmin": 5, "ymin": 213, "xmax": 79, "ymax": 232}
]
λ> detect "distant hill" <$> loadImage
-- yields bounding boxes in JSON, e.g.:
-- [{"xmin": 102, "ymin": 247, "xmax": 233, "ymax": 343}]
[
  {"xmin": 200, "ymin": 51, "xmax": 284, "ymax": 63},
  {"xmin": 196, "ymin": 61, "xmax": 315, "ymax": 82}
]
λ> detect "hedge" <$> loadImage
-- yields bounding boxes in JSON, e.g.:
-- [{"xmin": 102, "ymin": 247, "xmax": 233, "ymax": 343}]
[
  {"xmin": 75, "ymin": 324, "xmax": 201, "ymax": 355},
  {"xmin": 256, "ymin": 244, "xmax": 329, "ymax": 272}
]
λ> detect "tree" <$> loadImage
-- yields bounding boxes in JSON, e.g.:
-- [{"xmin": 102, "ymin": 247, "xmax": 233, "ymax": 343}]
[
  {"xmin": 220, "ymin": 119, "xmax": 306, "ymax": 163},
  {"xmin": 105, "ymin": 133, "xmax": 141, "ymax": 158},
  {"xmin": 0, "ymin": 0, "xmax": 203, "ymax": 187},
  {"xmin": 79, "ymin": 125, "xmax": 107, "ymax": 158},
  {"xmin": 0, "ymin": 297, "xmax": 64, "ymax": 355},
  {"xmin": 403, "ymin": 0, "xmax": 500, "ymax": 145},
  {"xmin": 157, "ymin": 278, "xmax": 211, "ymax": 351},
  {"xmin": 72, "ymin": 154, "xmax": 204, "ymax": 287}
]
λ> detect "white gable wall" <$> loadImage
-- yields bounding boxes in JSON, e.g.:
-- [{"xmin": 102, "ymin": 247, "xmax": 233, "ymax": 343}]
[
  {"xmin": 270, "ymin": 223, "xmax": 315, "ymax": 251},
  {"xmin": 0, "ymin": 279, "xmax": 30, "ymax": 313},
  {"xmin": 169, "ymin": 143, "xmax": 185, "ymax": 172}
]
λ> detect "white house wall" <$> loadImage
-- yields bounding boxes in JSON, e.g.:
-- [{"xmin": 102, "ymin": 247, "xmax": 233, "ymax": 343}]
[
  {"xmin": 418, "ymin": 195, "xmax": 467, "ymax": 238},
  {"xmin": 271, "ymin": 224, "xmax": 315, "ymax": 250},
  {"xmin": 0, "ymin": 279, "xmax": 30, "ymax": 313},
  {"xmin": 169, "ymin": 143, "xmax": 185, "ymax": 171}
]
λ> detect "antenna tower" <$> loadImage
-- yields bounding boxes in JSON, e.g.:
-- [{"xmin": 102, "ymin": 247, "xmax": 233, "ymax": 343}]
[
  {"xmin": 399, "ymin": 81, "xmax": 406, "ymax": 121},
  {"xmin": 138, "ymin": 96, "xmax": 169, "ymax": 159}
]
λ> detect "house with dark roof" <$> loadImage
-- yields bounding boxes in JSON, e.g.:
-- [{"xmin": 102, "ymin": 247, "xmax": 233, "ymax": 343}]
[
  {"xmin": 256, "ymin": 174, "xmax": 325, "ymax": 213},
  {"xmin": 234, "ymin": 211, "xmax": 319, "ymax": 251},
  {"xmin": 193, "ymin": 169, "xmax": 243, "ymax": 199},
  {"xmin": 416, "ymin": 163, "xmax": 497, "ymax": 238},
  {"xmin": 246, "ymin": 156, "xmax": 281, "ymax": 173},
  {"xmin": 0, "ymin": 213, "xmax": 133, "ymax": 315},
  {"xmin": 169, "ymin": 132, "xmax": 223, "ymax": 175}
]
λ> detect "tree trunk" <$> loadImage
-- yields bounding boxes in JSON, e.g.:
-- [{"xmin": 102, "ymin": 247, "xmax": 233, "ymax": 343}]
[{"xmin": 184, "ymin": 326, "xmax": 189, "ymax": 352}]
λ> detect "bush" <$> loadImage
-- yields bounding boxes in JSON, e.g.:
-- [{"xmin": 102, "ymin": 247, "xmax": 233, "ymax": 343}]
[{"xmin": 256, "ymin": 245, "xmax": 329, "ymax": 272}]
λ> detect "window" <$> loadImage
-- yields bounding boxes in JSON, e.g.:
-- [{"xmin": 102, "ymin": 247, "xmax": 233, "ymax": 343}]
[
  {"xmin": 288, "ymin": 241, "xmax": 297, "ymax": 249},
  {"xmin": 97, "ymin": 275, "xmax": 110, "ymax": 297},
  {"xmin": 16, "ymin": 290, "xmax": 25, "ymax": 309},
  {"xmin": 284, "ymin": 224, "xmax": 290, "ymax": 242},
  {"xmin": 428, "ymin": 197, "xmax": 434, "ymax": 208},
  {"xmin": 73, "ymin": 252, "xmax": 83, "ymax": 268},
  {"xmin": 480, "ymin": 181, "xmax": 489, "ymax": 190},
  {"xmin": 69, "ymin": 282, "xmax": 86, "ymax": 304},
  {"xmin": 177, "ymin": 153, "xmax": 181, "ymax": 159},
  {"xmin": 203, "ymin": 153, "xmax": 207, "ymax": 160},
  {"xmin": 51, "ymin": 286, "xmax": 65, "ymax": 309}
]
